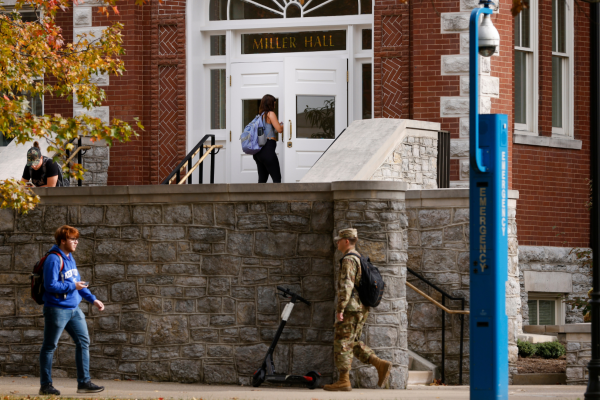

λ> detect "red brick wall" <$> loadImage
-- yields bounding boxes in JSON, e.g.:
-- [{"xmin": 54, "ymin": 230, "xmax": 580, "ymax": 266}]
[
  {"xmin": 92, "ymin": 2, "xmax": 150, "ymax": 185},
  {"xmin": 50, "ymin": 2, "xmax": 591, "ymax": 248},
  {"xmin": 374, "ymin": 3, "xmax": 410, "ymax": 118},
  {"xmin": 89, "ymin": 1, "xmax": 186, "ymax": 186},
  {"xmin": 44, "ymin": 7, "xmax": 73, "ymax": 120},
  {"xmin": 512, "ymin": 1, "xmax": 591, "ymax": 247}
]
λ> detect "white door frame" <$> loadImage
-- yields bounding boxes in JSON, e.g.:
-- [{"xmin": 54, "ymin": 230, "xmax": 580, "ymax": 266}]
[
  {"xmin": 283, "ymin": 56, "xmax": 348, "ymax": 183},
  {"xmin": 230, "ymin": 61, "xmax": 285, "ymax": 183}
]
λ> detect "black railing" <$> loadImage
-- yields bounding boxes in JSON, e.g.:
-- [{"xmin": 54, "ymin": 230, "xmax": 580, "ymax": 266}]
[
  {"xmin": 161, "ymin": 135, "xmax": 220, "ymax": 185},
  {"xmin": 437, "ymin": 131, "xmax": 450, "ymax": 188},
  {"xmin": 407, "ymin": 267, "xmax": 466, "ymax": 385},
  {"xmin": 65, "ymin": 136, "xmax": 87, "ymax": 187}
]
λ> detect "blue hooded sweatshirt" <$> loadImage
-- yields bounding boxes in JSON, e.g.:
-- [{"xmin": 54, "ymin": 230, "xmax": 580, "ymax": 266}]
[{"xmin": 43, "ymin": 244, "xmax": 96, "ymax": 309}]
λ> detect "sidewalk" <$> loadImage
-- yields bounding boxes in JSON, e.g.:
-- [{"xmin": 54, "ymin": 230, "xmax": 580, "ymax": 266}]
[{"xmin": 0, "ymin": 377, "xmax": 587, "ymax": 400}]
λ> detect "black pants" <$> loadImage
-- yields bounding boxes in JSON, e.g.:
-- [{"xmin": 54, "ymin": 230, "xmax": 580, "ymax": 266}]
[{"xmin": 253, "ymin": 140, "xmax": 281, "ymax": 183}]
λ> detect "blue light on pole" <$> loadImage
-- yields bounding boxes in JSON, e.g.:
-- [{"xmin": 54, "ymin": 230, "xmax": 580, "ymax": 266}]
[{"xmin": 469, "ymin": 1, "xmax": 508, "ymax": 399}]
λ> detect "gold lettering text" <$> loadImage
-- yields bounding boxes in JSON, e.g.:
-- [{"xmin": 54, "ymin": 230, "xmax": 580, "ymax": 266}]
[
  {"xmin": 330, "ymin": 35, "xmax": 333, "ymax": 46},
  {"xmin": 276, "ymin": 37, "xmax": 281, "ymax": 49},
  {"xmin": 283, "ymin": 37, "xmax": 288, "ymax": 48},
  {"xmin": 316, "ymin": 36, "xmax": 322, "ymax": 47},
  {"xmin": 290, "ymin": 37, "xmax": 297, "ymax": 48},
  {"xmin": 305, "ymin": 36, "xmax": 312, "ymax": 47},
  {"xmin": 253, "ymin": 38, "xmax": 263, "ymax": 49},
  {"xmin": 270, "ymin": 38, "xmax": 273, "ymax": 49}
]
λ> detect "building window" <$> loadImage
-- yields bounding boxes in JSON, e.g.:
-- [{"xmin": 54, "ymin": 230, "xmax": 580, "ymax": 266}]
[
  {"xmin": 528, "ymin": 295, "xmax": 565, "ymax": 326},
  {"xmin": 210, "ymin": 69, "xmax": 226, "ymax": 130},
  {"xmin": 210, "ymin": 0, "xmax": 371, "ymax": 21},
  {"xmin": 362, "ymin": 63, "xmax": 372, "ymax": 119},
  {"xmin": 362, "ymin": 29, "xmax": 372, "ymax": 50},
  {"xmin": 210, "ymin": 35, "xmax": 226, "ymax": 56},
  {"xmin": 514, "ymin": 1, "xmax": 537, "ymax": 133},
  {"xmin": 552, "ymin": 0, "xmax": 572, "ymax": 137},
  {"xmin": 1, "ymin": 87, "xmax": 43, "ymax": 147}
]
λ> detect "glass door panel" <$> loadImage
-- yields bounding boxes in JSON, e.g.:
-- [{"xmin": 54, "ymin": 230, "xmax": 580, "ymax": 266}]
[{"xmin": 296, "ymin": 95, "xmax": 335, "ymax": 139}]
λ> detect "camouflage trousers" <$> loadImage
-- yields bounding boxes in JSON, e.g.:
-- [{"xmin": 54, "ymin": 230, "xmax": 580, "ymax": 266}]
[{"xmin": 333, "ymin": 311, "xmax": 375, "ymax": 372}]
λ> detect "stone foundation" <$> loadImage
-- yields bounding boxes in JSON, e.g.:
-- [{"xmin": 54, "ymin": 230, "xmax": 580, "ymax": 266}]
[
  {"xmin": 0, "ymin": 182, "xmax": 409, "ymax": 388},
  {"xmin": 405, "ymin": 189, "xmax": 520, "ymax": 384},
  {"xmin": 370, "ymin": 136, "xmax": 438, "ymax": 190},
  {"xmin": 519, "ymin": 246, "xmax": 592, "ymax": 325}
]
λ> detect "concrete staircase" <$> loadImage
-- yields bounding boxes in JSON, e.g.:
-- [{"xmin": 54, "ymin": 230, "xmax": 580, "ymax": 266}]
[{"xmin": 407, "ymin": 349, "xmax": 440, "ymax": 385}]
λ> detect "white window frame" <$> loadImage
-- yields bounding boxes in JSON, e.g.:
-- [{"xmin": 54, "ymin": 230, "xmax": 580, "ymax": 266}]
[
  {"xmin": 551, "ymin": 0, "xmax": 574, "ymax": 138},
  {"xmin": 528, "ymin": 293, "xmax": 566, "ymax": 326},
  {"xmin": 513, "ymin": 0, "xmax": 538, "ymax": 135}
]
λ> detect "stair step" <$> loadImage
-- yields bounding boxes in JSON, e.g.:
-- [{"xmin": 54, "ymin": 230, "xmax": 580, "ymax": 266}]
[{"xmin": 408, "ymin": 370, "xmax": 433, "ymax": 386}]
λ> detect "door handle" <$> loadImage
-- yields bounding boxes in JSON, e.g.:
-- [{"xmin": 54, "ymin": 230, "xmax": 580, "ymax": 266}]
[{"xmin": 289, "ymin": 120, "xmax": 292, "ymax": 140}]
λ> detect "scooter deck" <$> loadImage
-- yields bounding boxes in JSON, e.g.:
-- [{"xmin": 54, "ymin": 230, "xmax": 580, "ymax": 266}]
[{"xmin": 265, "ymin": 374, "xmax": 315, "ymax": 384}]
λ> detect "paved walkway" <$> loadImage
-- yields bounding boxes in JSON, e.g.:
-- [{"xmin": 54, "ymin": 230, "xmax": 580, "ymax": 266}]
[{"xmin": 0, "ymin": 377, "xmax": 586, "ymax": 399}]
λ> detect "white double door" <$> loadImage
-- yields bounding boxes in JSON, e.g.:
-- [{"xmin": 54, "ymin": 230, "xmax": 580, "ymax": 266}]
[{"xmin": 231, "ymin": 57, "xmax": 347, "ymax": 183}]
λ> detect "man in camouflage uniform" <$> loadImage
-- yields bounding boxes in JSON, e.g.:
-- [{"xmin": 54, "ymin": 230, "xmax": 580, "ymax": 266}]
[{"xmin": 323, "ymin": 228, "xmax": 392, "ymax": 391}]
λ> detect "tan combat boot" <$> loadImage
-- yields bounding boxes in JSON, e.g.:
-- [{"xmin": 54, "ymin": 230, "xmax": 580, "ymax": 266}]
[
  {"xmin": 323, "ymin": 370, "xmax": 352, "ymax": 391},
  {"xmin": 369, "ymin": 355, "xmax": 392, "ymax": 387}
]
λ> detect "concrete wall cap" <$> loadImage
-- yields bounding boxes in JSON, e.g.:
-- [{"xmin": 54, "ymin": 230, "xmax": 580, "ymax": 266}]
[
  {"xmin": 406, "ymin": 188, "xmax": 469, "ymax": 199},
  {"xmin": 227, "ymin": 183, "xmax": 331, "ymax": 193},
  {"xmin": 331, "ymin": 180, "xmax": 407, "ymax": 192},
  {"xmin": 523, "ymin": 323, "xmax": 590, "ymax": 334}
]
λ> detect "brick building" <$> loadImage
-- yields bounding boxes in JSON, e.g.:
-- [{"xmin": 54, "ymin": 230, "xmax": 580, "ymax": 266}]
[{"xmin": 11, "ymin": 0, "xmax": 591, "ymax": 383}]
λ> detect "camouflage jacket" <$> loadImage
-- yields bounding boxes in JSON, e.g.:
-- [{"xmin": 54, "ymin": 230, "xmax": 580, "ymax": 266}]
[{"xmin": 337, "ymin": 251, "xmax": 367, "ymax": 314}]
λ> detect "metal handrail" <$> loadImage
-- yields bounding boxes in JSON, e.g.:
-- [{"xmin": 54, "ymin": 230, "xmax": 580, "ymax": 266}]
[
  {"xmin": 407, "ymin": 267, "xmax": 467, "ymax": 385},
  {"xmin": 175, "ymin": 145, "xmax": 223, "ymax": 185},
  {"xmin": 65, "ymin": 146, "xmax": 91, "ymax": 165},
  {"xmin": 161, "ymin": 135, "xmax": 221, "ymax": 185},
  {"xmin": 65, "ymin": 136, "xmax": 89, "ymax": 187},
  {"xmin": 406, "ymin": 282, "xmax": 470, "ymax": 315}
]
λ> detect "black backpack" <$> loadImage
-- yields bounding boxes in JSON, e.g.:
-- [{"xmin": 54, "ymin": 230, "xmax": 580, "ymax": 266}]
[
  {"xmin": 340, "ymin": 253, "xmax": 385, "ymax": 307},
  {"xmin": 29, "ymin": 156, "xmax": 70, "ymax": 187}
]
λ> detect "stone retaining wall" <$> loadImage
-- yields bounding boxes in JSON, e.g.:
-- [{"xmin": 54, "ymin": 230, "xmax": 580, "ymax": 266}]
[
  {"xmin": 405, "ymin": 190, "xmax": 521, "ymax": 384},
  {"xmin": 80, "ymin": 143, "xmax": 109, "ymax": 187},
  {"xmin": 370, "ymin": 136, "xmax": 438, "ymax": 190},
  {"xmin": 0, "ymin": 182, "xmax": 409, "ymax": 388},
  {"xmin": 519, "ymin": 246, "xmax": 592, "ymax": 325},
  {"xmin": 332, "ymin": 187, "xmax": 409, "ymax": 388}
]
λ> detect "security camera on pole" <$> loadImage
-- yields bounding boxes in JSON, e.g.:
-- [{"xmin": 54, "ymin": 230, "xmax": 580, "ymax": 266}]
[{"xmin": 469, "ymin": 1, "xmax": 509, "ymax": 399}]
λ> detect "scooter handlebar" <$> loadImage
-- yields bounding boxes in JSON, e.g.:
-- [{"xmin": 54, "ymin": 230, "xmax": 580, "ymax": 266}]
[{"xmin": 277, "ymin": 286, "xmax": 311, "ymax": 306}]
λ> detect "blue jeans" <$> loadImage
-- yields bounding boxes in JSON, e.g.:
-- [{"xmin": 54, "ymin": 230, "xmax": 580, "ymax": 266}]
[{"xmin": 40, "ymin": 307, "xmax": 90, "ymax": 386}]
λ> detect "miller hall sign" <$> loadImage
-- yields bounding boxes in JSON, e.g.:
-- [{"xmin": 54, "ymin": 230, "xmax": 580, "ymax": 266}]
[{"xmin": 242, "ymin": 30, "xmax": 347, "ymax": 54}]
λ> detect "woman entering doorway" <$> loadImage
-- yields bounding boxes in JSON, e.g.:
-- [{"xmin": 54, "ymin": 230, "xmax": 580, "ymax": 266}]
[{"xmin": 253, "ymin": 94, "xmax": 283, "ymax": 183}]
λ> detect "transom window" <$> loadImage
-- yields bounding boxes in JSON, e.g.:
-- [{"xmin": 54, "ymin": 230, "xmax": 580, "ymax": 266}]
[{"xmin": 209, "ymin": 0, "xmax": 372, "ymax": 21}]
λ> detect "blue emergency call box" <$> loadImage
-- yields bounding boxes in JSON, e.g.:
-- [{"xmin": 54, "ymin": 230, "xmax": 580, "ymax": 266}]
[{"xmin": 469, "ymin": 113, "xmax": 509, "ymax": 399}]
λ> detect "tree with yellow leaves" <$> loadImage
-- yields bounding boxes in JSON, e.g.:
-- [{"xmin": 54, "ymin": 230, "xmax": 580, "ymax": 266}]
[{"xmin": 0, "ymin": 0, "xmax": 147, "ymax": 213}]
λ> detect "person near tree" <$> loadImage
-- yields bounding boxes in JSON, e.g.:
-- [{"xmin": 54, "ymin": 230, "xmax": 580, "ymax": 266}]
[
  {"xmin": 39, "ymin": 225, "xmax": 105, "ymax": 395},
  {"xmin": 21, "ymin": 141, "xmax": 60, "ymax": 187}
]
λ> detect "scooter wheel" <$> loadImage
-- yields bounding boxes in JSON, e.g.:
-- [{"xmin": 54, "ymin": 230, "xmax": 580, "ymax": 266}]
[
  {"xmin": 252, "ymin": 368, "xmax": 265, "ymax": 388},
  {"xmin": 305, "ymin": 371, "xmax": 322, "ymax": 390}
]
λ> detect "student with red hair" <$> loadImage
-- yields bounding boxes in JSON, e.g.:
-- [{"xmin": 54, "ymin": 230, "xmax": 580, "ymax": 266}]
[{"xmin": 39, "ymin": 225, "xmax": 105, "ymax": 395}]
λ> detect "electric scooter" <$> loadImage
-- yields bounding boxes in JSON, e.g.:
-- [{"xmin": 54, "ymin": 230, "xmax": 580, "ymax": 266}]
[{"xmin": 251, "ymin": 286, "xmax": 322, "ymax": 389}]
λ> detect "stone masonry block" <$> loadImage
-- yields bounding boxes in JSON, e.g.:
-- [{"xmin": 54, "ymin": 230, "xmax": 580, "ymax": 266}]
[
  {"xmin": 74, "ymin": 107, "xmax": 110, "ymax": 125},
  {"xmin": 73, "ymin": 6, "xmax": 92, "ymax": 27},
  {"xmin": 441, "ymin": 13, "xmax": 470, "ymax": 33},
  {"xmin": 451, "ymin": 139, "xmax": 469, "ymax": 158},
  {"xmin": 441, "ymin": 55, "xmax": 491, "ymax": 76},
  {"xmin": 460, "ymin": 117, "xmax": 469, "ymax": 138},
  {"xmin": 460, "ymin": 33, "xmax": 469, "ymax": 54}
]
